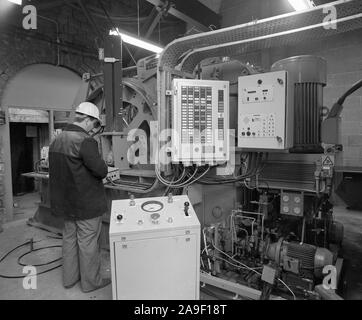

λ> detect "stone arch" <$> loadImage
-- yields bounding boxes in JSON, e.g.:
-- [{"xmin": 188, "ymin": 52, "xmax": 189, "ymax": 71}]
[{"xmin": 0, "ymin": 62, "xmax": 91, "ymax": 224}]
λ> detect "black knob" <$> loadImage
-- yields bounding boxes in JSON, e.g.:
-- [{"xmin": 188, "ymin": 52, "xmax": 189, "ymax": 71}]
[
  {"xmin": 184, "ymin": 202, "xmax": 190, "ymax": 207},
  {"xmin": 258, "ymin": 79, "xmax": 263, "ymax": 85},
  {"xmin": 117, "ymin": 214, "xmax": 123, "ymax": 221}
]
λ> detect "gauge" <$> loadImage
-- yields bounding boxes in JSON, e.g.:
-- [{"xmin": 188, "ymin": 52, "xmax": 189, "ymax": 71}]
[
  {"xmin": 282, "ymin": 195, "xmax": 289, "ymax": 202},
  {"xmin": 293, "ymin": 207, "xmax": 301, "ymax": 215},
  {"xmin": 283, "ymin": 206, "xmax": 289, "ymax": 213},
  {"xmin": 141, "ymin": 200, "xmax": 164, "ymax": 213},
  {"xmin": 294, "ymin": 196, "xmax": 301, "ymax": 204}
]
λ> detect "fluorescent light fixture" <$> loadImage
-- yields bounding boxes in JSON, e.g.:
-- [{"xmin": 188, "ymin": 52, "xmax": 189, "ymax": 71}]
[
  {"xmin": 288, "ymin": 0, "xmax": 315, "ymax": 11},
  {"xmin": 109, "ymin": 28, "xmax": 163, "ymax": 54},
  {"xmin": 7, "ymin": 0, "xmax": 22, "ymax": 5}
]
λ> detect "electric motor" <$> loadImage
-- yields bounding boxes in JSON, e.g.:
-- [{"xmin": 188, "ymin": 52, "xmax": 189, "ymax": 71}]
[
  {"xmin": 267, "ymin": 239, "xmax": 333, "ymax": 278},
  {"xmin": 271, "ymin": 55, "xmax": 327, "ymax": 153}
]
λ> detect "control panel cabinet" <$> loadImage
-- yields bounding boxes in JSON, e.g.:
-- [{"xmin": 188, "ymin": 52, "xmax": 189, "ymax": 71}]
[
  {"xmin": 238, "ymin": 71, "xmax": 292, "ymax": 150},
  {"xmin": 109, "ymin": 195, "xmax": 201, "ymax": 300},
  {"xmin": 172, "ymin": 79, "xmax": 229, "ymax": 165}
]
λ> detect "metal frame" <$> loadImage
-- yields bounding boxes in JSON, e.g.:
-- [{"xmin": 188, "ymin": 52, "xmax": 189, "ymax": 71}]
[{"xmin": 200, "ymin": 272, "xmax": 285, "ymax": 300}]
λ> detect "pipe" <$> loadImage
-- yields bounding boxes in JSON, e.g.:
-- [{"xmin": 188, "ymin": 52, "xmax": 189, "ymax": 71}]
[
  {"xmin": 48, "ymin": 110, "xmax": 54, "ymax": 144},
  {"xmin": 300, "ymin": 216, "xmax": 306, "ymax": 244},
  {"xmin": 202, "ymin": 228, "xmax": 212, "ymax": 271}
]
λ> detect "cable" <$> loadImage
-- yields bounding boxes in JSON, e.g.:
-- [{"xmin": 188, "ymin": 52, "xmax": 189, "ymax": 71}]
[
  {"xmin": 162, "ymin": 166, "xmax": 187, "ymax": 196},
  {"xmin": 0, "ymin": 239, "xmax": 62, "ymax": 279},
  {"xmin": 137, "ymin": 0, "xmax": 140, "ymax": 37},
  {"xmin": 209, "ymin": 255, "xmax": 263, "ymax": 271},
  {"xmin": 97, "ymin": 0, "xmax": 137, "ymax": 65},
  {"xmin": 277, "ymin": 278, "xmax": 296, "ymax": 301},
  {"xmin": 211, "ymin": 241, "xmax": 297, "ymax": 300},
  {"xmin": 198, "ymin": 152, "xmax": 264, "ymax": 185},
  {"xmin": 18, "ymin": 245, "xmax": 62, "ymax": 267},
  {"xmin": 337, "ymin": 79, "xmax": 362, "ymax": 105},
  {"xmin": 211, "ymin": 242, "xmax": 262, "ymax": 276},
  {"xmin": 155, "ymin": 164, "xmax": 208, "ymax": 188}
]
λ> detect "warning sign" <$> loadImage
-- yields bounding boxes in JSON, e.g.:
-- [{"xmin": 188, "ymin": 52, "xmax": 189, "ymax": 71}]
[{"xmin": 322, "ymin": 155, "xmax": 334, "ymax": 167}]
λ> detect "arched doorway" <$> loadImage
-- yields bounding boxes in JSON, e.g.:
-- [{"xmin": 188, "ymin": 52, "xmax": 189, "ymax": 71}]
[{"xmin": 0, "ymin": 64, "xmax": 83, "ymax": 222}]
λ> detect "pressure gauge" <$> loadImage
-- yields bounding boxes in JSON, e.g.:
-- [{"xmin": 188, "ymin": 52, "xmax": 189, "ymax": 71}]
[
  {"xmin": 294, "ymin": 196, "xmax": 301, "ymax": 204},
  {"xmin": 283, "ymin": 206, "xmax": 289, "ymax": 213},
  {"xmin": 282, "ymin": 195, "xmax": 289, "ymax": 202},
  {"xmin": 293, "ymin": 207, "xmax": 301, "ymax": 215},
  {"xmin": 141, "ymin": 200, "xmax": 164, "ymax": 213}
]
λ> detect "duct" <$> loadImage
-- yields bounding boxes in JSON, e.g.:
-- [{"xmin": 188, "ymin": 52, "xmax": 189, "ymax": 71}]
[{"xmin": 158, "ymin": 0, "xmax": 362, "ymax": 72}]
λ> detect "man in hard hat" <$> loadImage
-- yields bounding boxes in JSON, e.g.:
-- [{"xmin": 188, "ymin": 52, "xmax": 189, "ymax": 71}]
[{"xmin": 49, "ymin": 102, "xmax": 111, "ymax": 292}]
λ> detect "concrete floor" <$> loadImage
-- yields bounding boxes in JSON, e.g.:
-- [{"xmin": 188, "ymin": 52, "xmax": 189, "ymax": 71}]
[
  {"xmin": 0, "ymin": 218, "xmax": 112, "ymax": 300},
  {"xmin": 0, "ymin": 192, "xmax": 361, "ymax": 300},
  {"xmin": 12, "ymin": 192, "xmax": 40, "ymax": 221}
]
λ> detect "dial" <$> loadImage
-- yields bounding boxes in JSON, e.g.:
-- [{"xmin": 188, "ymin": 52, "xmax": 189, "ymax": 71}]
[
  {"xmin": 141, "ymin": 200, "xmax": 164, "ymax": 213},
  {"xmin": 294, "ymin": 196, "xmax": 301, "ymax": 204},
  {"xmin": 282, "ymin": 195, "xmax": 289, "ymax": 202},
  {"xmin": 293, "ymin": 207, "xmax": 301, "ymax": 215}
]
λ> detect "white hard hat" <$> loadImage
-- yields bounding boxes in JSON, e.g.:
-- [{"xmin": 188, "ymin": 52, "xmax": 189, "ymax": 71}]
[{"xmin": 75, "ymin": 102, "xmax": 100, "ymax": 121}]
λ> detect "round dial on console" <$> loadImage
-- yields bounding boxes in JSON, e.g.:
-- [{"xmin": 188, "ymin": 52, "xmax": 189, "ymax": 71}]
[{"xmin": 141, "ymin": 200, "xmax": 164, "ymax": 213}]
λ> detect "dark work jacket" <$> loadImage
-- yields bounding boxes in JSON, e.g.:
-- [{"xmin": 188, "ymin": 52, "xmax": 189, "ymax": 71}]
[{"xmin": 49, "ymin": 124, "xmax": 108, "ymax": 220}]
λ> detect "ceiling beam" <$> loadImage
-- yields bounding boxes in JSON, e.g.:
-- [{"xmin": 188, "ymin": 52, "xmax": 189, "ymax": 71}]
[
  {"xmin": 145, "ymin": 0, "xmax": 220, "ymax": 31},
  {"xmin": 36, "ymin": 0, "xmax": 78, "ymax": 11},
  {"xmin": 77, "ymin": 0, "xmax": 103, "ymax": 43}
]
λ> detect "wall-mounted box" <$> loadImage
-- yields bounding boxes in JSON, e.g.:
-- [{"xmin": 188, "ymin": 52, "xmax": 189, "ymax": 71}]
[{"xmin": 238, "ymin": 71, "xmax": 293, "ymax": 150}]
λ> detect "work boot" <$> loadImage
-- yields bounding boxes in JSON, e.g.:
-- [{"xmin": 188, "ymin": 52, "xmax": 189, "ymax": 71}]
[
  {"xmin": 82, "ymin": 278, "xmax": 111, "ymax": 293},
  {"xmin": 64, "ymin": 279, "xmax": 80, "ymax": 289}
]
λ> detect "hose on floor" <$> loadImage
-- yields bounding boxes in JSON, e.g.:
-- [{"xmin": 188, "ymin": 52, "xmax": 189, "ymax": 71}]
[{"xmin": 0, "ymin": 237, "xmax": 62, "ymax": 279}]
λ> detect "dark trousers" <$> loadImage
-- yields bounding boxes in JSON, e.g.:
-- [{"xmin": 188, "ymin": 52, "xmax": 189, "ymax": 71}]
[{"xmin": 62, "ymin": 216, "xmax": 103, "ymax": 292}]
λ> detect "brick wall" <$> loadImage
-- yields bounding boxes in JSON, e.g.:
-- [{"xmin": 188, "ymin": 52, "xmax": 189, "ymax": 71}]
[
  {"xmin": 0, "ymin": 3, "xmax": 184, "ymax": 226},
  {"xmin": 0, "ymin": 6, "xmax": 103, "ymax": 228},
  {"xmin": 220, "ymin": 0, "xmax": 362, "ymax": 168},
  {"xmin": 0, "ymin": 8, "xmax": 102, "ymax": 103}
]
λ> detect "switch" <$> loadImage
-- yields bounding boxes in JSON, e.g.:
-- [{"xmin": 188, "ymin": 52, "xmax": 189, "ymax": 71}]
[
  {"xmin": 138, "ymin": 219, "xmax": 143, "ymax": 225},
  {"xmin": 184, "ymin": 202, "xmax": 190, "ymax": 216},
  {"xmin": 116, "ymin": 214, "xmax": 123, "ymax": 222},
  {"xmin": 129, "ymin": 194, "xmax": 135, "ymax": 206},
  {"xmin": 168, "ymin": 192, "xmax": 173, "ymax": 203},
  {"xmin": 151, "ymin": 213, "xmax": 160, "ymax": 224},
  {"xmin": 167, "ymin": 217, "xmax": 173, "ymax": 223}
]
